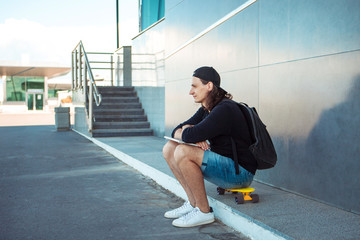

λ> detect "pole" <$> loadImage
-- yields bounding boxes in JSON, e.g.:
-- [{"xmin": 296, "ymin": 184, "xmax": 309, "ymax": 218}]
[
  {"xmin": 116, "ymin": 0, "xmax": 119, "ymax": 49},
  {"xmin": 123, "ymin": 46, "xmax": 132, "ymax": 86},
  {"xmin": 89, "ymin": 81, "xmax": 93, "ymax": 131}
]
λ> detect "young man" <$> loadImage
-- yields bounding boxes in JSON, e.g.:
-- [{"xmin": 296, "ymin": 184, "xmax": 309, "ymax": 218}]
[{"xmin": 162, "ymin": 66, "xmax": 257, "ymax": 228}]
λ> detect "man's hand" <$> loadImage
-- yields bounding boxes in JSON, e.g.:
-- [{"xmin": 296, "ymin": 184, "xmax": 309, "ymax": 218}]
[
  {"xmin": 181, "ymin": 124, "xmax": 193, "ymax": 130},
  {"xmin": 176, "ymin": 125, "xmax": 210, "ymax": 151},
  {"xmin": 173, "ymin": 128, "xmax": 182, "ymax": 139},
  {"xmin": 196, "ymin": 141, "xmax": 210, "ymax": 151},
  {"xmin": 173, "ymin": 125, "xmax": 193, "ymax": 139}
]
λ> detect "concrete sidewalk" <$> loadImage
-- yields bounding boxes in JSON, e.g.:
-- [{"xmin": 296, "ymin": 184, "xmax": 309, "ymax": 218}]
[
  {"xmin": 0, "ymin": 125, "xmax": 250, "ymax": 240},
  {"xmin": 0, "ymin": 112, "xmax": 56, "ymax": 126},
  {"xmin": 72, "ymin": 132, "xmax": 360, "ymax": 240}
]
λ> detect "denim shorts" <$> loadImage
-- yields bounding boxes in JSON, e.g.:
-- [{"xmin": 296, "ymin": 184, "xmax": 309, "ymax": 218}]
[{"xmin": 201, "ymin": 150, "xmax": 254, "ymax": 189}]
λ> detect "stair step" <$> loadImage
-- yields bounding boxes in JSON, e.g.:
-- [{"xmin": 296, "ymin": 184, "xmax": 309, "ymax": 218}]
[
  {"xmin": 93, "ymin": 109, "xmax": 144, "ymax": 115},
  {"xmin": 99, "ymin": 97, "xmax": 139, "ymax": 103},
  {"xmin": 91, "ymin": 103, "xmax": 142, "ymax": 109},
  {"xmin": 92, "ymin": 128, "xmax": 153, "ymax": 137},
  {"xmin": 94, "ymin": 122, "xmax": 150, "ymax": 129},
  {"xmin": 99, "ymin": 91, "xmax": 137, "ymax": 97},
  {"xmin": 95, "ymin": 115, "xmax": 147, "ymax": 122},
  {"xmin": 97, "ymin": 86, "xmax": 134, "ymax": 92},
  {"xmin": 89, "ymin": 87, "xmax": 152, "ymax": 138}
]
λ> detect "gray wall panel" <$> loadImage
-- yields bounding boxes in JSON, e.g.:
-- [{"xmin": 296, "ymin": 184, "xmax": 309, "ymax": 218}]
[
  {"xmin": 165, "ymin": 0, "xmax": 183, "ymax": 12},
  {"xmin": 200, "ymin": 4, "xmax": 259, "ymax": 73},
  {"xmin": 166, "ymin": 1, "xmax": 259, "ymax": 82},
  {"xmin": 165, "ymin": 0, "xmax": 254, "ymax": 58},
  {"xmin": 165, "ymin": 79, "xmax": 199, "ymax": 136},
  {"xmin": 257, "ymin": 51, "xmax": 360, "ymax": 212},
  {"xmin": 165, "ymin": 48, "xmax": 197, "ymax": 82},
  {"xmin": 135, "ymin": 87, "xmax": 165, "ymax": 137},
  {"xmin": 260, "ymin": 0, "xmax": 360, "ymax": 65},
  {"xmin": 220, "ymin": 69, "xmax": 259, "ymax": 107},
  {"xmin": 132, "ymin": 20, "xmax": 166, "ymax": 137}
]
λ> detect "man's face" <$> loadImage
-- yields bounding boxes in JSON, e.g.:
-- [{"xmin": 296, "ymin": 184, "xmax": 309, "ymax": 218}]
[{"xmin": 189, "ymin": 77, "xmax": 212, "ymax": 104}]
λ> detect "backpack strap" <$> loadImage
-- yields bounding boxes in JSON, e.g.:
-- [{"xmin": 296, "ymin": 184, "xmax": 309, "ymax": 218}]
[{"xmin": 231, "ymin": 137, "xmax": 240, "ymax": 175}]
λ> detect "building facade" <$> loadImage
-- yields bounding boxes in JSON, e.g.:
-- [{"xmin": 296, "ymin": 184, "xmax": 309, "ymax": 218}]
[
  {"xmin": 0, "ymin": 65, "xmax": 70, "ymax": 112},
  {"xmin": 130, "ymin": 0, "xmax": 360, "ymax": 213}
]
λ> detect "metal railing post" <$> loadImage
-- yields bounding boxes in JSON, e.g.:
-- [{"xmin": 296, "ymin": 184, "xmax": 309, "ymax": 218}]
[
  {"xmin": 110, "ymin": 55, "xmax": 114, "ymax": 86},
  {"xmin": 79, "ymin": 46, "xmax": 82, "ymax": 89},
  {"xmin": 71, "ymin": 52, "xmax": 74, "ymax": 89},
  {"xmin": 116, "ymin": 54, "xmax": 121, "ymax": 86},
  {"xmin": 88, "ymin": 80, "xmax": 93, "ymax": 131},
  {"xmin": 80, "ymin": 53, "xmax": 83, "ymax": 89},
  {"xmin": 75, "ymin": 50, "xmax": 78, "ymax": 88},
  {"xmin": 84, "ymin": 63, "xmax": 88, "ymax": 97}
]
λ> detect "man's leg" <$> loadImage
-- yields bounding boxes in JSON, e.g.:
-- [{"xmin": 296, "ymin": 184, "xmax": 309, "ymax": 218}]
[
  {"xmin": 173, "ymin": 144, "xmax": 210, "ymax": 213},
  {"xmin": 163, "ymin": 141, "xmax": 195, "ymax": 205}
]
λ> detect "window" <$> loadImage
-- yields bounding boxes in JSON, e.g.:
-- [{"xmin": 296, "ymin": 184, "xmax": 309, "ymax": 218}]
[
  {"xmin": 6, "ymin": 76, "xmax": 44, "ymax": 102},
  {"xmin": 48, "ymin": 89, "xmax": 60, "ymax": 98},
  {"xmin": 139, "ymin": 0, "xmax": 164, "ymax": 31}
]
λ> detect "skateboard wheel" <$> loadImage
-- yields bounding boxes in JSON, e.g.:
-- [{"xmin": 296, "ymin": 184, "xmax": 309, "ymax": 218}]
[
  {"xmin": 217, "ymin": 187, "xmax": 225, "ymax": 195},
  {"xmin": 250, "ymin": 194, "xmax": 259, "ymax": 203},
  {"xmin": 235, "ymin": 195, "xmax": 245, "ymax": 204}
]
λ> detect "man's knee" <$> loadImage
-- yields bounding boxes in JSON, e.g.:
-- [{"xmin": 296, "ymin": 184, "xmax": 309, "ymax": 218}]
[
  {"xmin": 174, "ymin": 144, "xmax": 205, "ymax": 168},
  {"xmin": 173, "ymin": 144, "xmax": 191, "ymax": 165},
  {"xmin": 163, "ymin": 141, "xmax": 177, "ymax": 160}
]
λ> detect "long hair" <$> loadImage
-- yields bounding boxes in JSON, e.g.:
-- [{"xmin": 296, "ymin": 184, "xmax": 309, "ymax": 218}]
[{"xmin": 200, "ymin": 79, "xmax": 233, "ymax": 111}]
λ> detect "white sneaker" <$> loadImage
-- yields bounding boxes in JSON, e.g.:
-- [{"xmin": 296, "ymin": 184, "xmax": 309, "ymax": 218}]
[
  {"xmin": 172, "ymin": 207, "xmax": 215, "ymax": 228},
  {"xmin": 164, "ymin": 201, "xmax": 194, "ymax": 219}
]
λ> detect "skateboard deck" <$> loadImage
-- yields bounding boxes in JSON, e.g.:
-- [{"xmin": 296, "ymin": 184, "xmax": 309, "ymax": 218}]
[{"xmin": 217, "ymin": 187, "xmax": 259, "ymax": 204}]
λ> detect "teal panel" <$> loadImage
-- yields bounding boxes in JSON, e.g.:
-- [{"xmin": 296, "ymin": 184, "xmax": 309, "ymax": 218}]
[{"xmin": 141, "ymin": 0, "xmax": 165, "ymax": 30}]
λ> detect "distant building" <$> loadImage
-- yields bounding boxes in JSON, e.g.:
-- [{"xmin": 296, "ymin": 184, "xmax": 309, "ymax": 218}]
[{"xmin": 0, "ymin": 64, "xmax": 70, "ymax": 112}]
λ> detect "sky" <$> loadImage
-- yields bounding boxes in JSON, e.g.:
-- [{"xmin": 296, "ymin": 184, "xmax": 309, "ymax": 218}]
[{"xmin": 0, "ymin": 0, "xmax": 138, "ymax": 67}]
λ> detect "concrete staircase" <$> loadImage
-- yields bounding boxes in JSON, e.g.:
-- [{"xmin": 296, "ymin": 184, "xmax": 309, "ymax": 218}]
[{"xmin": 90, "ymin": 86, "xmax": 153, "ymax": 137}]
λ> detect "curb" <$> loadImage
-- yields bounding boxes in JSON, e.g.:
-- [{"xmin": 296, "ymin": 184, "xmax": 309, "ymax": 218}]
[{"xmin": 73, "ymin": 129, "xmax": 293, "ymax": 240}]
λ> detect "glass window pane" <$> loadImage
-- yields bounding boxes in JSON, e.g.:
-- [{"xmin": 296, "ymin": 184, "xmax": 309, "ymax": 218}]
[
  {"xmin": 26, "ymin": 77, "xmax": 44, "ymax": 90},
  {"xmin": 140, "ymin": 0, "xmax": 165, "ymax": 30},
  {"xmin": 48, "ymin": 89, "xmax": 60, "ymax": 98},
  {"xmin": 27, "ymin": 93, "xmax": 34, "ymax": 110},
  {"xmin": 35, "ymin": 94, "xmax": 43, "ymax": 110},
  {"xmin": 6, "ymin": 77, "xmax": 26, "ymax": 101}
]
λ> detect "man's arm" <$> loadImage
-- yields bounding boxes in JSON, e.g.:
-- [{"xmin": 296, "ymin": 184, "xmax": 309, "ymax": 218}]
[
  {"xmin": 181, "ymin": 101, "xmax": 233, "ymax": 143},
  {"xmin": 173, "ymin": 124, "xmax": 192, "ymax": 139},
  {"xmin": 171, "ymin": 108, "xmax": 205, "ymax": 138},
  {"xmin": 173, "ymin": 128, "xmax": 182, "ymax": 139},
  {"xmin": 180, "ymin": 125, "xmax": 210, "ymax": 151}
]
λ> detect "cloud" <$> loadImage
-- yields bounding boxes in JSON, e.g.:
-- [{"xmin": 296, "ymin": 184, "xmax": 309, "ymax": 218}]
[{"xmin": 0, "ymin": 18, "xmax": 137, "ymax": 66}]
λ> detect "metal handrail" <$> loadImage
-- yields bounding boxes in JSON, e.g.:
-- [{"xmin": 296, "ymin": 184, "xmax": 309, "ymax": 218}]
[
  {"xmin": 72, "ymin": 40, "xmax": 102, "ymax": 131},
  {"xmin": 80, "ymin": 41, "xmax": 102, "ymax": 106}
]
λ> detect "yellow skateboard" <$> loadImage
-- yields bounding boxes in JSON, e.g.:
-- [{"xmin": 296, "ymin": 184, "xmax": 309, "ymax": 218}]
[{"xmin": 217, "ymin": 187, "xmax": 259, "ymax": 204}]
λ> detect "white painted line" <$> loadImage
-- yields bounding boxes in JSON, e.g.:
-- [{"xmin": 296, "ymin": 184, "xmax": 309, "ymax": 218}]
[{"xmin": 208, "ymin": 197, "xmax": 293, "ymax": 240}]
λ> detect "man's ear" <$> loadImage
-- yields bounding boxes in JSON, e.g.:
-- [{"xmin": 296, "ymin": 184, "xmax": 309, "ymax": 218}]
[{"xmin": 207, "ymin": 81, "xmax": 214, "ymax": 91}]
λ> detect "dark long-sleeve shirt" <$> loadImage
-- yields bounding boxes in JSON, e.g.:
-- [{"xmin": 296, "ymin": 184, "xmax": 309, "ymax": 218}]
[{"xmin": 171, "ymin": 99, "xmax": 257, "ymax": 174}]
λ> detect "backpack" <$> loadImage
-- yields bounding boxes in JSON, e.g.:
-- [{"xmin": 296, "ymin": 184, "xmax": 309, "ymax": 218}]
[{"xmin": 231, "ymin": 102, "xmax": 277, "ymax": 174}]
